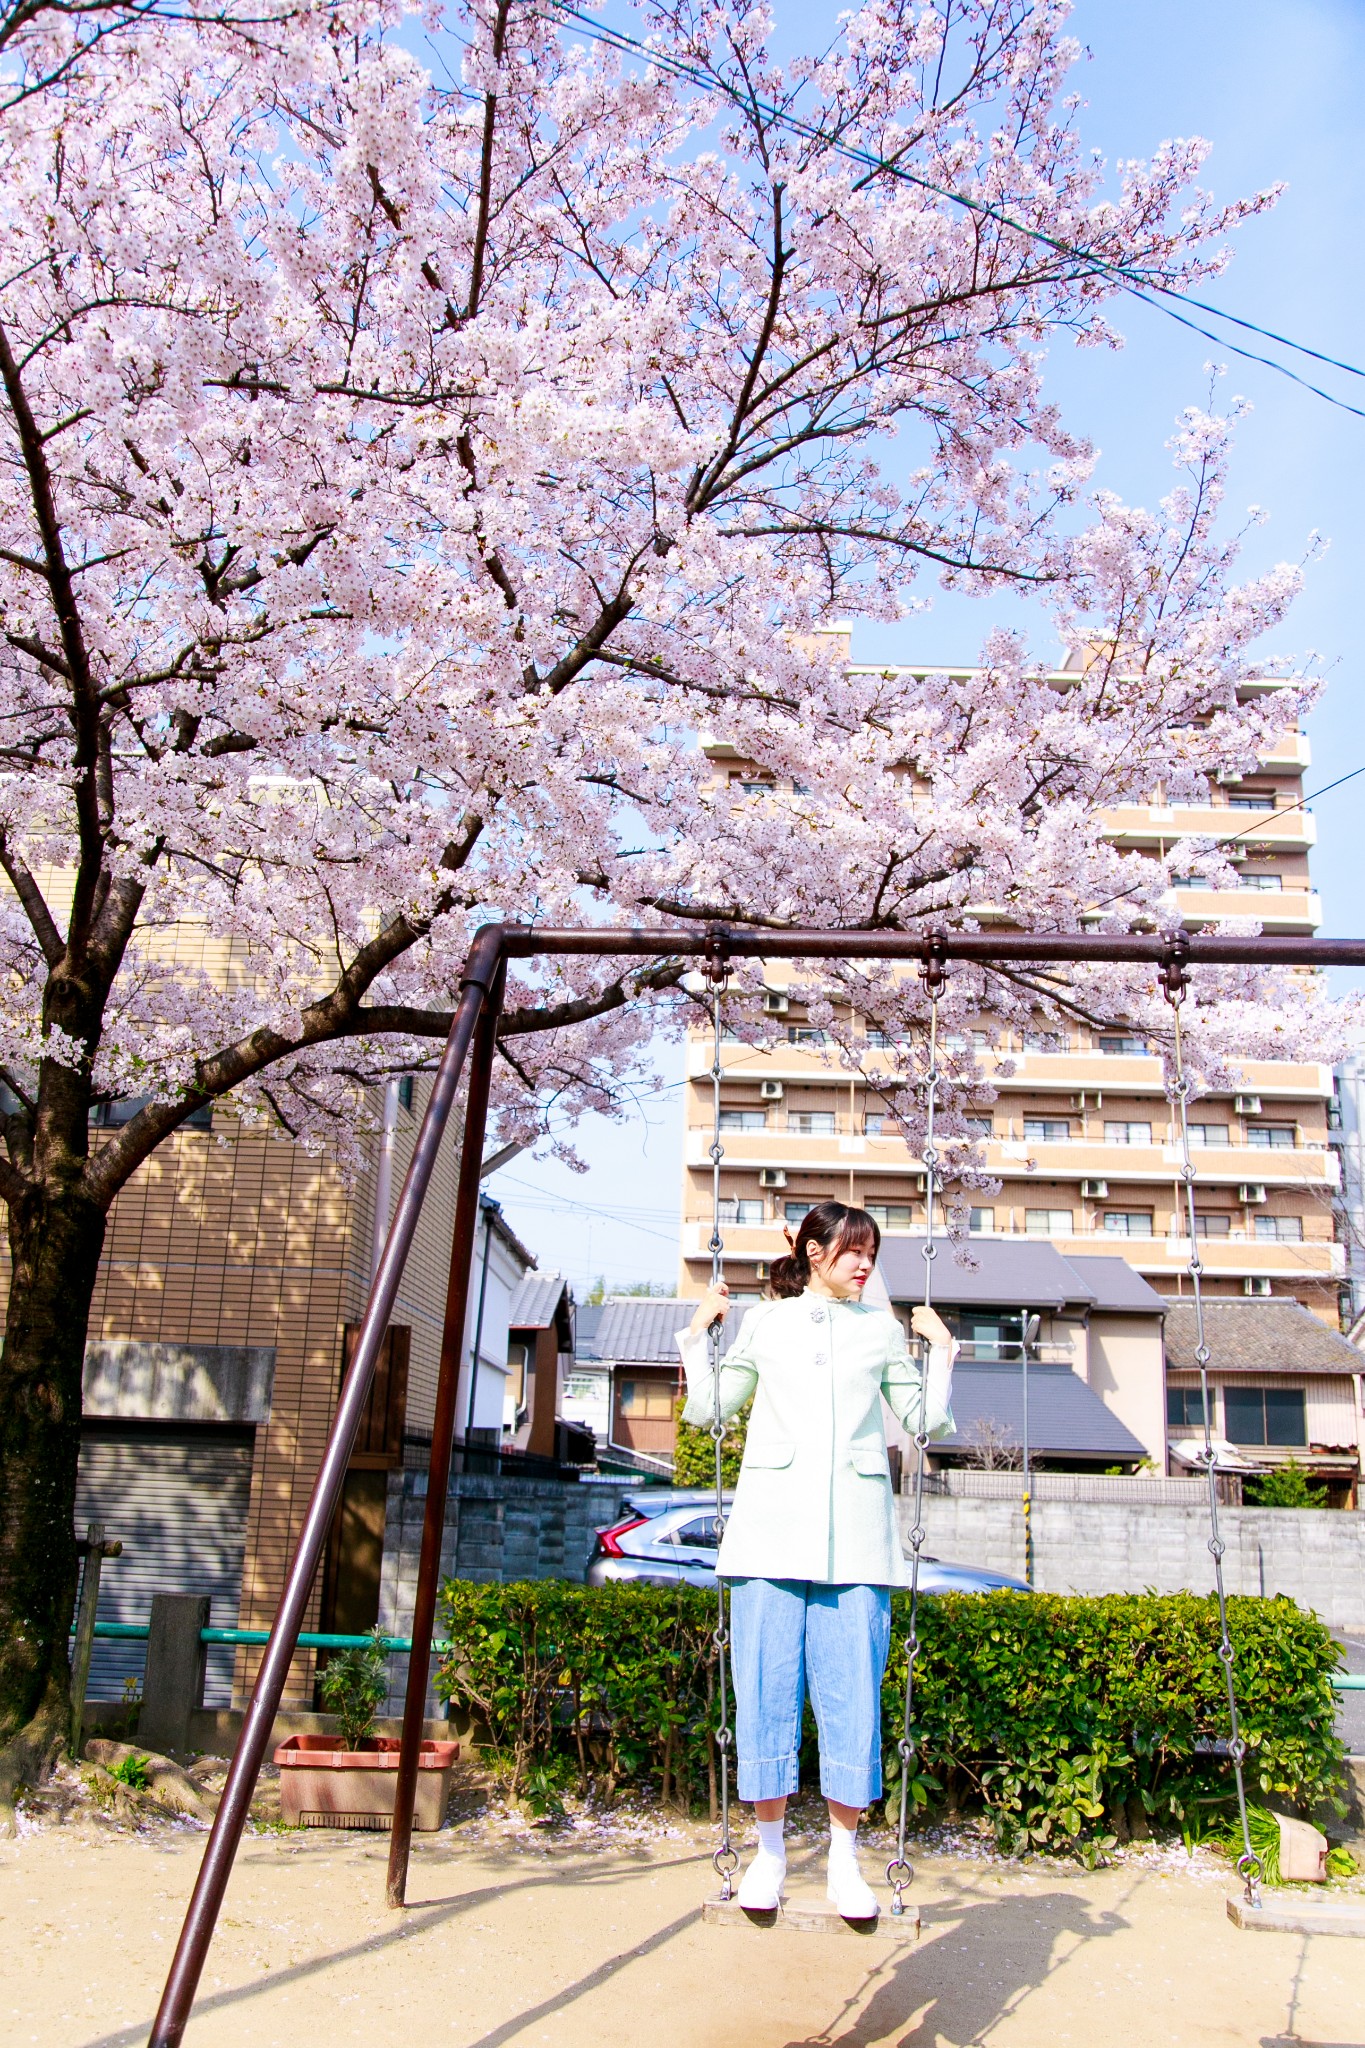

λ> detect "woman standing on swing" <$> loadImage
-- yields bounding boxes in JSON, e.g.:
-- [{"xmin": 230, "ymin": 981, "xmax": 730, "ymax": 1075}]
[{"xmin": 679, "ymin": 1200, "xmax": 956, "ymax": 1915}]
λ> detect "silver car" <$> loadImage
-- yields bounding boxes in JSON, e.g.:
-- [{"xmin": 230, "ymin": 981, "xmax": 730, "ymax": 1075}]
[{"xmin": 586, "ymin": 1490, "xmax": 1032, "ymax": 1593}]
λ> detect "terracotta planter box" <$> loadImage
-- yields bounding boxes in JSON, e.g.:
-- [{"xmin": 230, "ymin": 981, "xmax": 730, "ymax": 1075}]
[{"xmin": 274, "ymin": 1735, "xmax": 459, "ymax": 1831}]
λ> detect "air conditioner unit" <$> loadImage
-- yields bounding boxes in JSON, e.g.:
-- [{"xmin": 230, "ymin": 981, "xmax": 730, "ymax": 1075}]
[
  {"xmin": 762, "ymin": 991, "xmax": 790, "ymax": 1015},
  {"xmin": 1235, "ymin": 1094, "xmax": 1261, "ymax": 1114},
  {"xmin": 759, "ymin": 1080, "xmax": 784, "ymax": 1101},
  {"xmin": 754, "ymin": 1261, "xmax": 771, "ymax": 1281},
  {"xmin": 1244, "ymin": 1276, "xmax": 1272, "ymax": 1297},
  {"xmin": 1081, "ymin": 1179, "xmax": 1108, "ymax": 1199},
  {"xmin": 1239, "ymin": 1183, "xmax": 1267, "ymax": 1204},
  {"xmin": 759, "ymin": 1167, "xmax": 787, "ymax": 1189}
]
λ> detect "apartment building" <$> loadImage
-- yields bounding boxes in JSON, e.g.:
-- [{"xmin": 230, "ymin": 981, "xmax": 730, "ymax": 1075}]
[{"xmin": 680, "ymin": 660, "xmax": 1343, "ymax": 1325}]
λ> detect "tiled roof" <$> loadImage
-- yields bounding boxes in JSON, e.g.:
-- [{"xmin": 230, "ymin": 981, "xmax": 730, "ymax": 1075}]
[
  {"xmin": 508, "ymin": 1271, "xmax": 571, "ymax": 1333},
  {"xmin": 592, "ymin": 1297, "xmax": 746, "ymax": 1366},
  {"xmin": 1063, "ymin": 1254, "xmax": 1167, "ymax": 1314},
  {"xmin": 574, "ymin": 1303, "xmax": 607, "ymax": 1359},
  {"xmin": 1164, "ymin": 1299, "xmax": 1360, "ymax": 1377},
  {"xmin": 876, "ymin": 1236, "xmax": 1164, "ymax": 1315},
  {"xmin": 937, "ymin": 1363, "xmax": 1146, "ymax": 1461}
]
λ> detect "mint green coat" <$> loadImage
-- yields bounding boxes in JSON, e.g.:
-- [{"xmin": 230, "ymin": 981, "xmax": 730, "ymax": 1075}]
[{"xmin": 678, "ymin": 1292, "xmax": 956, "ymax": 1587}]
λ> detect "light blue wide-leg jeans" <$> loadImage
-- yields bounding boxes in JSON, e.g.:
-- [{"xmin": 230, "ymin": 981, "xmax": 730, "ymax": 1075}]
[{"xmin": 729, "ymin": 1578, "xmax": 892, "ymax": 1807}]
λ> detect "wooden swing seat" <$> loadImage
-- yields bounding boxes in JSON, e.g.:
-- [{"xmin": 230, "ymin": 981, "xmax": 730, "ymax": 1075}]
[
  {"xmin": 702, "ymin": 1893, "xmax": 920, "ymax": 1938},
  {"xmin": 1228, "ymin": 1893, "xmax": 1365, "ymax": 1938}
]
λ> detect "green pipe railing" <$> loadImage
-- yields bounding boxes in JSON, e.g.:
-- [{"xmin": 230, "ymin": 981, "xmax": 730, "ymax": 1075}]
[
  {"xmin": 82, "ymin": 1621, "xmax": 430, "ymax": 1651},
  {"xmin": 78, "ymin": 1619, "xmax": 1365, "ymax": 1685}
]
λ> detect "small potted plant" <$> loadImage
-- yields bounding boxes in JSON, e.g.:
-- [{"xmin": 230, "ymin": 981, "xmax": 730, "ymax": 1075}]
[{"xmin": 275, "ymin": 1629, "xmax": 458, "ymax": 1829}]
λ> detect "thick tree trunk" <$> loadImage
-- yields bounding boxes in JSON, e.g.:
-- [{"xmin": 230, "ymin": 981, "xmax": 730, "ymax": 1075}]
[{"xmin": 0, "ymin": 1178, "xmax": 105, "ymax": 1821}]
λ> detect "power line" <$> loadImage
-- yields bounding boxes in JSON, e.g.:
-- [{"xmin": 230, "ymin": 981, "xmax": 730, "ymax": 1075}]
[{"xmin": 545, "ymin": 2, "xmax": 1365, "ymax": 421}]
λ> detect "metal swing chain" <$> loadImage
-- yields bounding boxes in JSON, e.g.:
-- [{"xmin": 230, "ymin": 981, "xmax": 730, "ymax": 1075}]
[
  {"xmin": 705, "ymin": 939, "xmax": 740, "ymax": 1900},
  {"xmin": 887, "ymin": 947, "xmax": 944, "ymax": 1916},
  {"xmin": 1162, "ymin": 953, "xmax": 1263, "ymax": 1908}
]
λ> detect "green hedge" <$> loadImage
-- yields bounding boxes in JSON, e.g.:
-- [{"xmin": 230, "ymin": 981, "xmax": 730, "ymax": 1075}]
[{"xmin": 434, "ymin": 1583, "xmax": 1344, "ymax": 1851}]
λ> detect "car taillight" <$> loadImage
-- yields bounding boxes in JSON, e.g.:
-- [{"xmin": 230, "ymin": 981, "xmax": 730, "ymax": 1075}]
[{"xmin": 595, "ymin": 1515, "xmax": 650, "ymax": 1558}]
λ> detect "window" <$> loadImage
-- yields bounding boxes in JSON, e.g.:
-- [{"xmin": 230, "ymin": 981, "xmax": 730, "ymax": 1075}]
[
  {"xmin": 1167, "ymin": 1385, "xmax": 1208, "ymax": 1428},
  {"xmin": 617, "ymin": 1377, "xmax": 678, "ymax": 1419},
  {"xmin": 1193, "ymin": 1212, "xmax": 1231, "ymax": 1237},
  {"xmin": 1024, "ymin": 1117, "xmax": 1070, "ymax": 1143},
  {"xmin": 1102, "ymin": 1211, "xmax": 1154, "ymax": 1238},
  {"xmin": 668, "ymin": 1515, "xmax": 721, "ymax": 1550},
  {"xmin": 1188, "ymin": 1122, "xmax": 1229, "ymax": 1146},
  {"xmin": 1170, "ymin": 876, "xmax": 1201, "ymax": 890},
  {"xmin": 864, "ymin": 1113, "xmax": 887, "ymax": 1136},
  {"xmin": 1228, "ymin": 792, "xmax": 1277, "ymax": 811},
  {"xmin": 1247, "ymin": 1125, "xmax": 1295, "ymax": 1150},
  {"xmin": 968, "ymin": 1207, "xmax": 995, "ymax": 1234},
  {"xmin": 1223, "ymin": 1385, "xmax": 1306, "ymax": 1447},
  {"xmin": 785, "ymin": 1200, "xmax": 813, "ymax": 1223},
  {"xmin": 718, "ymin": 1198, "xmax": 764, "ymax": 1226},
  {"xmin": 865, "ymin": 1203, "xmax": 914, "ymax": 1230},
  {"xmin": 865, "ymin": 1029, "xmax": 892, "ymax": 1049},
  {"xmin": 719, "ymin": 1109, "xmax": 766, "ymax": 1131},
  {"xmin": 397, "ymin": 1075, "xmax": 415, "ymax": 1113},
  {"xmin": 1104, "ymin": 1121, "xmax": 1153, "ymax": 1145},
  {"xmin": 1238, "ymin": 872, "xmax": 1283, "ymax": 891},
  {"xmin": 1025, "ymin": 1208, "xmax": 1073, "ymax": 1235},
  {"xmin": 966, "ymin": 1117, "xmax": 994, "ymax": 1139},
  {"xmin": 92, "ymin": 1094, "xmax": 212, "ymax": 1130},
  {"xmin": 1099, "ymin": 1033, "xmax": 1147, "ymax": 1056},
  {"xmin": 946, "ymin": 1029, "xmax": 990, "ymax": 1052},
  {"xmin": 1253, "ymin": 1215, "xmax": 1303, "ymax": 1242},
  {"xmin": 787, "ymin": 1026, "xmax": 827, "ymax": 1045},
  {"xmin": 1023, "ymin": 1030, "xmax": 1065, "ymax": 1053},
  {"xmin": 787, "ymin": 1111, "xmax": 836, "ymax": 1136}
]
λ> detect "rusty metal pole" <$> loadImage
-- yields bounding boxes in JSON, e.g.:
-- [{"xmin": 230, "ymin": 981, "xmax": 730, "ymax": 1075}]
[
  {"xmin": 147, "ymin": 925, "xmax": 506, "ymax": 2048},
  {"xmin": 385, "ymin": 958, "xmax": 506, "ymax": 1908}
]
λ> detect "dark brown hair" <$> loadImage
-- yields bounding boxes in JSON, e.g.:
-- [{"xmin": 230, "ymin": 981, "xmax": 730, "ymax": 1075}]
[{"xmin": 767, "ymin": 1200, "xmax": 881, "ymax": 1299}]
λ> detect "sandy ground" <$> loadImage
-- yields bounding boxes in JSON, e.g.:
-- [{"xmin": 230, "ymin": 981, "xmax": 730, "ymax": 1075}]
[{"xmin": 3, "ymin": 1774, "xmax": 1363, "ymax": 2048}]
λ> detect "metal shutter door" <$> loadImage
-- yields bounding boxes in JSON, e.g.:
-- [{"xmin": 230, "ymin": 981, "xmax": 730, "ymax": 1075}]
[{"xmin": 75, "ymin": 1429, "xmax": 254, "ymax": 1709}]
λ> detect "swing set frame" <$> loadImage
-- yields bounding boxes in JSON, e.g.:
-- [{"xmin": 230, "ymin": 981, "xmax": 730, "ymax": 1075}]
[{"xmin": 147, "ymin": 921, "xmax": 1365, "ymax": 2045}]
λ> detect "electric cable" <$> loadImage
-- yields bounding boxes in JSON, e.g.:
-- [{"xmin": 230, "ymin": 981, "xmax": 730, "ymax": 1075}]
[{"xmin": 543, "ymin": 1, "xmax": 1365, "ymax": 421}]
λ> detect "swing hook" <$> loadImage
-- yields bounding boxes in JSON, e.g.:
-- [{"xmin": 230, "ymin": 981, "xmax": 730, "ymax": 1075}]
[
  {"xmin": 1159, "ymin": 933, "xmax": 1191, "ymax": 1004},
  {"xmin": 918, "ymin": 934, "xmax": 947, "ymax": 996},
  {"xmin": 703, "ymin": 926, "xmax": 732, "ymax": 990}
]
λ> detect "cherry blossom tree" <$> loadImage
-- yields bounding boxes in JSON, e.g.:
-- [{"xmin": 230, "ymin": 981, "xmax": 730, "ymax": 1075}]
[{"xmin": 0, "ymin": 0, "xmax": 1333, "ymax": 1800}]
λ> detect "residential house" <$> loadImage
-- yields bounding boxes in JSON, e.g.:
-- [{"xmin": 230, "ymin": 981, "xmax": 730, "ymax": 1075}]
[{"xmin": 1164, "ymin": 1298, "xmax": 1364, "ymax": 1506}]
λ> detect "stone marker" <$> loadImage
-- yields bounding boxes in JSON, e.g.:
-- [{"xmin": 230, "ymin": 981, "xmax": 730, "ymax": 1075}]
[{"xmin": 1276, "ymin": 1813, "xmax": 1328, "ymax": 1883}]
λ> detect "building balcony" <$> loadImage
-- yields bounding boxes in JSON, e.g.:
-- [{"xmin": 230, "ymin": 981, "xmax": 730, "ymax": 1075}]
[
  {"xmin": 1165, "ymin": 885, "xmax": 1321, "ymax": 934},
  {"xmin": 685, "ymin": 1126, "xmax": 1340, "ymax": 1189},
  {"xmin": 1101, "ymin": 802, "xmax": 1315, "ymax": 851},
  {"xmin": 689, "ymin": 1038, "xmax": 1335, "ymax": 1105},
  {"xmin": 678, "ymin": 1219, "xmax": 1344, "ymax": 1279}
]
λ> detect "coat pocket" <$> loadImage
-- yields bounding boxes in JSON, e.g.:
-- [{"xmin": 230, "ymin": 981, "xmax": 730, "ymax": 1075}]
[
  {"xmin": 744, "ymin": 1439, "xmax": 795, "ymax": 1469},
  {"xmin": 849, "ymin": 1440, "xmax": 890, "ymax": 1477}
]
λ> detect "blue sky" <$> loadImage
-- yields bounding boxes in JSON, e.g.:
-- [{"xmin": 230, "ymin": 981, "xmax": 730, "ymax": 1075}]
[{"xmin": 485, "ymin": 0, "xmax": 1365, "ymax": 1294}]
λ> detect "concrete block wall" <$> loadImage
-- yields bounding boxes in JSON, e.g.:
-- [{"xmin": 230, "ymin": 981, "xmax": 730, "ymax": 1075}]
[
  {"xmin": 376, "ymin": 1469, "xmax": 641, "ymax": 1712},
  {"xmin": 905, "ymin": 1496, "xmax": 1365, "ymax": 1629}
]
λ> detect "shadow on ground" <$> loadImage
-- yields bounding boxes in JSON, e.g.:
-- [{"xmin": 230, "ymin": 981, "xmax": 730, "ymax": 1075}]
[{"xmin": 777, "ymin": 1880, "xmax": 1129, "ymax": 2048}]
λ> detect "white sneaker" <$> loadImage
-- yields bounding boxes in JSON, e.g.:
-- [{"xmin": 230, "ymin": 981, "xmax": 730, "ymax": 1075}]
[
  {"xmin": 737, "ymin": 1848, "xmax": 786, "ymax": 1909},
  {"xmin": 827, "ymin": 1853, "xmax": 879, "ymax": 1918}
]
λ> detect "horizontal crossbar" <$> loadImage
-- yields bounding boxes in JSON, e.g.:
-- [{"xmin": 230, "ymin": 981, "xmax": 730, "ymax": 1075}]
[{"xmin": 492, "ymin": 924, "xmax": 1365, "ymax": 967}]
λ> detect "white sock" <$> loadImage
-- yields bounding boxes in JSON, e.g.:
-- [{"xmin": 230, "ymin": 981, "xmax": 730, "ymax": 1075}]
[
  {"xmin": 755, "ymin": 1818, "xmax": 786, "ymax": 1860},
  {"xmin": 828, "ymin": 1817, "xmax": 859, "ymax": 1864}
]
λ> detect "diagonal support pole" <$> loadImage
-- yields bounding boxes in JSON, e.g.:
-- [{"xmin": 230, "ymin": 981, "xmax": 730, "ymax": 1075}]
[
  {"xmin": 147, "ymin": 924, "xmax": 507, "ymax": 2048},
  {"xmin": 386, "ymin": 957, "xmax": 506, "ymax": 1907}
]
